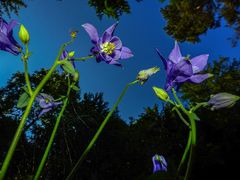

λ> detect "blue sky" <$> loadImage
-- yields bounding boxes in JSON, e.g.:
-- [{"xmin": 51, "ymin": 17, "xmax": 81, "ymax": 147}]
[{"xmin": 1, "ymin": 0, "xmax": 239, "ymax": 122}]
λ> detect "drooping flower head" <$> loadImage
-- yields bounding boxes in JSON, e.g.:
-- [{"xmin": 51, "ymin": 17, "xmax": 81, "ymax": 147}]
[
  {"xmin": 0, "ymin": 18, "xmax": 21, "ymax": 55},
  {"xmin": 82, "ymin": 22, "xmax": 133, "ymax": 66},
  {"xmin": 36, "ymin": 93, "xmax": 62, "ymax": 117},
  {"xmin": 208, "ymin": 92, "xmax": 240, "ymax": 110},
  {"xmin": 152, "ymin": 154, "xmax": 167, "ymax": 173},
  {"xmin": 156, "ymin": 41, "xmax": 212, "ymax": 91},
  {"xmin": 136, "ymin": 67, "xmax": 160, "ymax": 84}
]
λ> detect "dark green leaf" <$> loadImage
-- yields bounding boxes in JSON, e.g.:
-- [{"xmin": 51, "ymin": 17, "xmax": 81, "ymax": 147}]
[
  {"xmin": 62, "ymin": 61, "xmax": 75, "ymax": 75},
  {"xmin": 72, "ymin": 85, "xmax": 79, "ymax": 91},
  {"xmin": 17, "ymin": 92, "xmax": 30, "ymax": 108}
]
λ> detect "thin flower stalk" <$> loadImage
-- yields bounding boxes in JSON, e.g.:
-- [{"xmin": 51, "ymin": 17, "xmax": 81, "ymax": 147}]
[{"xmin": 66, "ymin": 80, "xmax": 139, "ymax": 180}]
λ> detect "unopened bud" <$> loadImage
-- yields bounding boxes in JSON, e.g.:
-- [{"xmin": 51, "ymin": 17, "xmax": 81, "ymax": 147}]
[
  {"xmin": 153, "ymin": 86, "xmax": 169, "ymax": 102},
  {"xmin": 19, "ymin": 24, "xmax": 30, "ymax": 44}
]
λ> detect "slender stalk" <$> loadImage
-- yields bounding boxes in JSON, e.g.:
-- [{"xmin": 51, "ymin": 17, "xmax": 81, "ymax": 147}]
[
  {"xmin": 177, "ymin": 131, "xmax": 192, "ymax": 174},
  {"xmin": 0, "ymin": 43, "xmax": 67, "ymax": 180},
  {"xmin": 34, "ymin": 78, "xmax": 72, "ymax": 180},
  {"xmin": 74, "ymin": 55, "xmax": 94, "ymax": 61},
  {"xmin": 23, "ymin": 60, "xmax": 33, "ymax": 96},
  {"xmin": 65, "ymin": 80, "xmax": 139, "ymax": 180},
  {"xmin": 172, "ymin": 88, "xmax": 197, "ymax": 180},
  {"xmin": 184, "ymin": 145, "xmax": 193, "ymax": 180},
  {"xmin": 173, "ymin": 107, "xmax": 190, "ymax": 127}
]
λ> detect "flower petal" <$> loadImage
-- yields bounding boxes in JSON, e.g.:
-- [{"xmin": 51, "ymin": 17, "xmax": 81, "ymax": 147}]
[
  {"xmin": 120, "ymin": 46, "xmax": 133, "ymax": 59},
  {"xmin": 102, "ymin": 22, "xmax": 118, "ymax": 43},
  {"xmin": 156, "ymin": 48, "xmax": 168, "ymax": 71},
  {"xmin": 110, "ymin": 36, "xmax": 122, "ymax": 49},
  {"xmin": 168, "ymin": 41, "xmax": 183, "ymax": 64},
  {"xmin": 7, "ymin": 20, "xmax": 18, "ymax": 34},
  {"xmin": 110, "ymin": 49, "xmax": 121, "ymax": 61},
  {"xmin": 175, "ymin": 60, "xmax": 193, "ymax": 76},
  {"xmin": 188, "ymin": 73, "xmax": 212, "ymax": 83},
  {"xmin": 175, "ymin": 75, "xmax": 190, "ymax": 83},
  {"xmin": 38, "ymin": 108, "xmax": 52, "ymax": 118},
  {"xmin": 190, "ymin": 54, "xmax": 209, "ymax": 73},
  {"xmin": 82, "ymin": 23, "xmax": 99, "ymax": 44}
]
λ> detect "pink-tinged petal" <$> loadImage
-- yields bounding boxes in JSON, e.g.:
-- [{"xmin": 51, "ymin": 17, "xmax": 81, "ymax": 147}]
[
  {"xmin": 82, "ymin": 23, "xmax": 99, "ymax": 44},
  {"xmin": 188, "ymin": 73, "xmax": 213, "ymax": 83},
  {"xmin": 156, "ymin": 48, "xmax": 168, "ymax": 71},
  {"xmin": 102, "ymin": 22, "xmax": 118, "ymax": 43},
  {"xmin": 120, "ymin": 46, "xmax": 133, "ymax": 59},
  {"xmin": 168, "ymin": 41, "xmax": 183, "ymax": 64},
  {"xmin": 190, "ymin": 54, "xmax": 209, "ymax": 73},
  {"xmin": 7, "ymin": 20, "xmax": 18, "ymax": 34},
  {"xmin": 110, "ymin": 36, "xmax": 122, "ymax": 49}
]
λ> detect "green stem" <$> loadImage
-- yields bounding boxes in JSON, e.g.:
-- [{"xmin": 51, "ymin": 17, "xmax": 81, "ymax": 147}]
[
  {"xmin": 173, "ymin": 107, "xmax": 190, "ymax": 127},
  {"xmin": 177, "ymin": 131, "xmax": 192, "ymax": 175},
  {"xmin": 0, "ymin": 43, "xmax": 68, "ymax": 180},
  {"xmin": 34, "ymin": 78, "xmax": 72, "ymax": 180},
  {"xmin": 74, "ymin": 55, "xmax": 94, "ymax": 61},
  {"xmin": 190, "ymin": 102, "xmax": 208, "ymax": 112},
  {"xmin": 65, "ymin": 80, "xmax": 139, "ymax": 180},
  {"xmin": 172, "ymin": 88, "xmax": 197, "ymax": 180},
  {"xmin": 184, "ymin": 145, "xmax": 193, "ymax": 180},
  {"xmin": 23, "ymin": 60, "xmax": 33, "ymax": 96}
]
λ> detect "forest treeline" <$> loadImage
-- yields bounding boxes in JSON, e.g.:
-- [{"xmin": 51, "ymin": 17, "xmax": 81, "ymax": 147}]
[{"xmin": 0, "ymin": 57, "xmax": 239, "ymax": 179}]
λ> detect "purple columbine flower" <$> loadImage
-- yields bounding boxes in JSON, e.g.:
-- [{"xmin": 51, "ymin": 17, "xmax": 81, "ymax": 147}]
[
  {"xmin": 59, "ymin": 50, "xmax": 76, "ymax": 68},
  {"xmin": 36, "ymin": 93, "xmax": 62, "ymax": 118},
  {"xmin": 0, "ymin": 18, "xmax": 21, "ymax": 55},
  {"xmin": 156, "ymin": 41, "xmax": 212, "ymax": 91},
  {"xmin": 152, "ymin": 154, "xmax": 167, "ymax": 173},
  {"xmin": 82, "ymin": 22, "xmax": 133, "ymax": 66},
  {"xmin": 208, "ymin": 92, "xmax": 240, "ymax": 110}
]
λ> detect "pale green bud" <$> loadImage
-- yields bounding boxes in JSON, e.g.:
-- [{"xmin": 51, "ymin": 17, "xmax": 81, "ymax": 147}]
[
  {"xmin": 18, "ymin": 24, "xmax": 30, "ymax": 44},
  {"xmin": 137, "ymin": 67, "xmax": 160, "ymax": 85},
  {"xmin": 153, "ymin": 86, "xmax": 169, "ymax": 102},
  {"xmin": 68, "ymin": 51, "xmax": 75, "ymax": 58},
  {"xmin": 73, "ymin": 71, "xmax": 79, "ymax": 82}
]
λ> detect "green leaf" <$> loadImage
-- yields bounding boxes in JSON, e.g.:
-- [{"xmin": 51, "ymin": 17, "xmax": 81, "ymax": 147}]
[
  {"xmin": 22, "ymin": 86, "xmax": 29, "ymax": 94},
  {"xmin": 17, "ymin": 92, "xmax": 30, "ymax": 108},
  {"xmin": 72, "ymin": 85, "xmax": 79, "ymax": 91},
  {"xmin": 191, "ymin": 112, "xmax": 200, "ymax": 121},
  {"xmin": 62, "ymin": 61, "xmax": 75, "ymax": 75}
]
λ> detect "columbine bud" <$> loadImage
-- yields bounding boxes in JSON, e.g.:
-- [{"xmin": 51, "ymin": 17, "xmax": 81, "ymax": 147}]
[
  {"xmin": 153, "ymin": 86, "xmax": 169, "ymax": 102},
  {"xmin": 136, "ymin": 67, "xmax": 160, "ymax": 85},
  {"xmin": 18, "ymin": 24, "xmax": 30, "ymax": 44},
  {"xmin": 208, "ymin": 92, "xmax": 240, "ymax": 110},
  {"xmin": 68, "ymin": 51, "xmax": 75, "ymax": 58},
  {"xmin": 73, "ymin": 71, "xmax": 79, "ymax": 82}
]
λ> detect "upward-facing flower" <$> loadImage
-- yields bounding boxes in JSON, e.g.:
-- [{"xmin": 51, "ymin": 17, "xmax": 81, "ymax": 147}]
[
  {"xmin": 82, "ymin": 22, "xmax": 133, "ymax": 66},
  {"xmin": 0, "ymin": 18, "xmax": 21, "ymax": 55},
  {"xmin": 156, "ymin": 41, "xmax": 212, "ymax": 91},
  {"xmin": 152, "ymin": 154, "xmax": 167, "ymax": 173},
  {"xmin": 36, "ymin": 93, "xmax": 62, "ymax": 118}
]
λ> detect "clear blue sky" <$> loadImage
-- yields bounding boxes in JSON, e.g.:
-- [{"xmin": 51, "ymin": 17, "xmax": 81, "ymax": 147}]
[{"xmin": 1, "ymin": 0, "xmax": 239, "ymax": 122}]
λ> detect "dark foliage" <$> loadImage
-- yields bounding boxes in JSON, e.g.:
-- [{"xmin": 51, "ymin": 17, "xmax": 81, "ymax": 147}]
[{"xmin": 0, "ymin": 0, "xmax": 26, "ymax": 17}]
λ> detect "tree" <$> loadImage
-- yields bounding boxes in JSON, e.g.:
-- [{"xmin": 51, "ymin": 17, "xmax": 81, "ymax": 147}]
[{"xmin": 0, "ymin": 0, "xmax": 26, "ymax": 17}]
